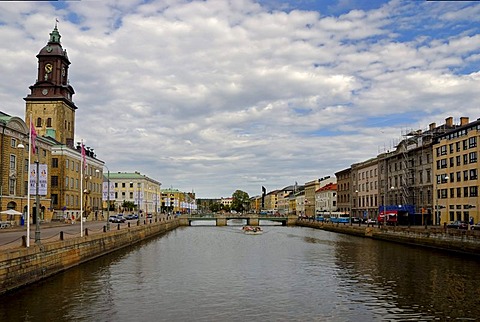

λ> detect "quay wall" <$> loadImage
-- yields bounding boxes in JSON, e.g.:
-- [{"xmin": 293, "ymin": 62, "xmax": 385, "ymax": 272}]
[
  {"xmin": 297, "ymin": 220, "xmax": 480, "ymax": 256},
  {"xmin": 0, "ymin": 219, "xmax": 179, "ymax": 295}
]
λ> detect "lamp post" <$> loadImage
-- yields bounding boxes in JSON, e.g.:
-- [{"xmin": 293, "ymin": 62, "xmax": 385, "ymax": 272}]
[{"xmin": 16, "ymin": 143, "xmax": 26, "ymax": 242}]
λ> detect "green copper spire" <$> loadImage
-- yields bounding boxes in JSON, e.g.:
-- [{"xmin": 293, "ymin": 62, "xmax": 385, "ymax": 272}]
[{"xmin": 49, "ymin": 21, "xmax": 61, "ymax": 43}]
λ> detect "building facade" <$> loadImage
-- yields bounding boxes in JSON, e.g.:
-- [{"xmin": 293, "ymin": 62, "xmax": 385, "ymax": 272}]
[{"xmin": 433, "ymin": 117, "xmax": 479, "ymax": 225}]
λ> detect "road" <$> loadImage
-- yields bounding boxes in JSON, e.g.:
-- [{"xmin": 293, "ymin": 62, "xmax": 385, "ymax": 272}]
[{"xmin": 0, "ymin": 220, "xmax": 136, "ymax": 250}]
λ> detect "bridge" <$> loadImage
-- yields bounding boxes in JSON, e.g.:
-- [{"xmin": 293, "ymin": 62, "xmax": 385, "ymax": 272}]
[{"xmin": 178, "ymin": 214, "xmax": 297, "ymax": 226}]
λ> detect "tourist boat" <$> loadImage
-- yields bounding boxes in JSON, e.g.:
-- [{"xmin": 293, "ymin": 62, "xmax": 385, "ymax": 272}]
[{"xmin": 242, "ymin": 226, "xmax": 263, "ymax": 235}]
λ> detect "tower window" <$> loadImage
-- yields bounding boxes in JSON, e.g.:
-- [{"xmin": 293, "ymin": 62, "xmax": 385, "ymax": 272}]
[
  {"xmin": 36, "ymin": 117, "xmax": 42, "ymax": 127},
  {"xmin": 47, "ymin": 118, "xmax": 52, "ymax": 127}
]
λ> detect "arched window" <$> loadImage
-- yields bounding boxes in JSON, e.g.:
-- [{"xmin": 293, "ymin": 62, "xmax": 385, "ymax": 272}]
[
  {"xmin": 47, "ymin": 118, "xmax": 52, "ymax": 127},
  {"xmin": 36, "ymin": 117, "xmax": 42, "ymax": 127}
]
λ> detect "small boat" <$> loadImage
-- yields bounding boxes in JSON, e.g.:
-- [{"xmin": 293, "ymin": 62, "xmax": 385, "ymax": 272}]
[{"xmin": 242, "ymin": 226, "xmax": 263, "ymax": 235}]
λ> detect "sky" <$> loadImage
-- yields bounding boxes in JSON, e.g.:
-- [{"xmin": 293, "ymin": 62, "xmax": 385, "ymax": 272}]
[{"xmin": 0, "ymin": 0, "xmax": 479, "ymax": 199}]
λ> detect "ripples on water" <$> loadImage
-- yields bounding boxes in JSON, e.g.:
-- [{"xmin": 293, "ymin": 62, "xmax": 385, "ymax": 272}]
[{"xmin": 1, "ymin": 222, "xmax": 479, "ymax": 321}]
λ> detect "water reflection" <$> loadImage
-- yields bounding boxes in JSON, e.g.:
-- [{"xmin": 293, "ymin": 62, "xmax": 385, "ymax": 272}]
[{"xmin": 0, "ymin": 226, "xmax": 478, "ymax": 321}]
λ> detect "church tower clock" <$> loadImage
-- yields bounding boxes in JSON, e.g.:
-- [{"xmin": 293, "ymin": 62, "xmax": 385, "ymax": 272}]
[{"xmin": 24, "ymin": 23, "xmax": 77, "ymax": 147}]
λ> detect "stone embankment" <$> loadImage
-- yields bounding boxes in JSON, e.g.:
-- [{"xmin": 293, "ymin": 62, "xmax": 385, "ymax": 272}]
[
  {"xmin": 297, "ymin": 219, "xmax": 480, "ymax": 256},
  {"xmin": 0, "ymin": 218, "xmax": 179, "ymax": 295}
]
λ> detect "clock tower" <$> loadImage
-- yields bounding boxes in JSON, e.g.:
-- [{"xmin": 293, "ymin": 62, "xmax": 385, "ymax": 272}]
[{"xmin": 24, "ymin": 23, "xmax": 77, "ymax": 147}]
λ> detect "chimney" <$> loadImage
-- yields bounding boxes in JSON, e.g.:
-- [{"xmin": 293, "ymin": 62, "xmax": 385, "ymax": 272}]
[
  {"xmin": 429, "ymin": 122, "xmax": 436, "ymax": 131},
  {"xmin": 460, "ymin": 117, "xmax": 469, "ymax": 126},
  {"xmin": 445, "ymin": 117, "xmax": 453, "ymax": 127}
]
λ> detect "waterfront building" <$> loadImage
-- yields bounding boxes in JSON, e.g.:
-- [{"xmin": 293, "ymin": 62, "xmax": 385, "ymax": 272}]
[
  {"xmin": 262, "ymin": 189, "xmax": 278, "ymax": 212},
  {"xmin": 0, "ymin": 114, "xmax": 55, "ymax": 224},
  {"xmin": 335, "ymin": 168, "xmax": 351, "ymax": 215},
  {"xmin": 161, "ymin": 187, "xmax": 194, "ymax": 214},
  {"xmin": 352, "ymin": 158, "xmax": 379, "ymax": 220},
  {"xmin": 304, "ymin": 176, "xmax": 335, "ymax": 218},
  {"xmin": 249, "ymin": 195, "xmax": 262, "ymax": 213},
  {"xmin": 109, "ymin": 172, "xmax": 161, "ymax": 215},
  {"xmin": 378, "ymin": 117, "xmax": 459, "ymax": 225},
  {"xmin": 295, "ymin": 190, "xmax": 305, "ymax": 217},
  {"xmin": 433, "ymin": 117, "xmax": 479, "ymax": 225},
  {"xmin": 276, "ymin": 186, "xmax": 295, "ymax": 215},
  {"xmin": 315, "ymin": 183, "xmax": 337, "ymax": 216}
]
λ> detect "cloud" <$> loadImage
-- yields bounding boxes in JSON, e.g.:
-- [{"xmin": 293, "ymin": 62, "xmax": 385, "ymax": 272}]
[{"xmin": 0, "ymin": 0, "xmax": 479, "ymax": 198}]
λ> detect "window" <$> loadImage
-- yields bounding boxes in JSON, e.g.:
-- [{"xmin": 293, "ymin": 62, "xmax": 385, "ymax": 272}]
[
  {"xmin": 456, "ymin": 155, "xmax": 461, "ymax": 166},
  {"xmin": 47, "ymin": 118, "xmax": 52, "ymax": 127},
  {"xmin": 450, "ymin": 188, "xmax": 454, "ymax": 198},
  {"xmin": 469, "ymin": 169, "xmax": 477, "ymax": 180},
  {"xmin": 468, "ymin": 136, "xmax": 477, "ymax": 148},
  {"xmin": 456, "ymin": 142, "xmax": 460, "ymax": 152},
  {"xmin": 52, "ymin": 158, "xmax": 58, "ymax": 168},
  {"xmin": 65, "ymin": 176, "xmax": 69, "ymax": 187},
  {"xmin": 464, "ymin": 187, "xmax": 469, "ymax": 197},
  {"xmin": 463, "ymin": 139, "xmax": 468, "ymax": 150},
  {"xmin": 470, "ymin": 186, "xmax": 478, "ymax": 197},
  {"xmin": 51, "ymin": 176, "xmax": 58, "ymax": 187},
  {"xmin": 9, "ymin": 155, "xmax": 16, "ymax": 170},
  {"xmin": 122, "ymin": 182, "xmax": 126, "ymax": 188},
  {"xmin": 9, "ymin": 178, "xmax": 15, "ymax": 195},
  {"xmin": 469, "ymin": 152, "xmax": 477, "ymax": 163},
  {"xmin": 464, "ymin": 170, "xmax": 469, "ymax": 181},
  {"xmin": 463, "ymin": 154, "xmax": 468, "ymax": 165},
  {"xmin": 456, "ymin": 171, "xmax": 461, "ymax": 182},
  {"xmin": 51, "ymin": 194, "xmax": 58, "ymax": 205},
  {"xmin": 457, "ymin": 188, "xmax": 461, "ymax": 198},
  {"xmin": 66, "ymin": 159, "xmax": 69, "ymax": 169},
  {"xmin": 36, "ymin": 117, "xmax": 42, "ymax": 127},
  {"xmin": 449, "ymin": 157, "xmax": 454, "ymax": 167},
  {"xmin": 440, "ymin": 159, "xmax": 447, "ymax": 169},
  {"xmin": 449, "ymin": 143, "xmax": 454, "ymax": 153},
  {"xmin": 11, "ymin": 138, "xmax": 16, "ymax": 148}
]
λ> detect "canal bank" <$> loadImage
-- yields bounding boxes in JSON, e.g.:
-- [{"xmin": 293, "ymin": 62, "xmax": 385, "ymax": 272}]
[
  {"xmin": 297, "ymin": 219, "xmax": 480, "ymax": 256},
  {"xmin": 0, "ymin": 218, "xmax": 179, "ymax": 295}
]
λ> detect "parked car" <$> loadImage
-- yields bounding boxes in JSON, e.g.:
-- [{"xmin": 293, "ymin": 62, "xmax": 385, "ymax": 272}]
[
  {"xmin": 124, "ymin": 214, "xmax": 136, "ymax": 220},
  {"xmin": 351, "ymin": 217, "xmax": 362, "ymax": 224},
  {"xmin": 471, "ymin": 223, "xmax": 480, "ymax": 230},
  {"xmin": 146, "ymin": 213, "xmax": 153, "ymax": 219},
  {"xmin": 108, "ymin": 215, "xmax": 125, "ymax": 223},
  {"xmin": 116, "ymin": 214, "xmax": 125, "ymax": 222},
  {"xmin": 366, "ymin": 218, "xmax": 377, "ymax": 225},
  {"xmin": 446, "ymin": 221, "xmax": 468, "ymax": 229}
]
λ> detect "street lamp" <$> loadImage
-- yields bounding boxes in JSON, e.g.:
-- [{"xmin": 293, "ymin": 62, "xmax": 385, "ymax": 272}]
[{"xmin": 96, "ymin": 166, "xmax": 110, "ymax": 230}]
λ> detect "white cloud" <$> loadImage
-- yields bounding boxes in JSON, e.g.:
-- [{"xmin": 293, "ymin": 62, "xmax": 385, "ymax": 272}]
[{"xmin": 0, "ymin": 0, "xmax": 479, "ymax": 198}]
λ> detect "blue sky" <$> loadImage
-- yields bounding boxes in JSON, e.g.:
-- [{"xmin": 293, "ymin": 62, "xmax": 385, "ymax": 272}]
[{"xmin": 0, "ymin": 0, "xmax": 479, "ymax": 198}]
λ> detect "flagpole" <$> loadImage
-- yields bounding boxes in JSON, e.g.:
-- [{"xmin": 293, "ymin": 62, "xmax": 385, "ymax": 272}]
[
  {"xmin": 80, "ymin": 140, "xmax": 84, "ymax": 237},
  {"xmin": 26, "ymin": 120, "xmax": 32, "ymax": 247}
]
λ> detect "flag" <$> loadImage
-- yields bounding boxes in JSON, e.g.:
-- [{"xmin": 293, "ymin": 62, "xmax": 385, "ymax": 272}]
[
  {"xmin": 81, "ymin": 142, "xmax": 86, "ymax": 170},
  {"xmin": 30, "ymin": 120, "xmax": 37, "ymax": 154}
]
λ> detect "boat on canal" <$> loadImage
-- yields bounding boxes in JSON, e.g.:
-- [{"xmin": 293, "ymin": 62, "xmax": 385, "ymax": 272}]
[{"xmin": 242, "ymin": 226, "xmax": 263, "ymax": 235}]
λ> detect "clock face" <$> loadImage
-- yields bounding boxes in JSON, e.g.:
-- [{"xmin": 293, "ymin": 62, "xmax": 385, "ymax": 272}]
[
  {"xmin": 45, "ymin": 64, "xmax": 53, "ymax": 73},
  {"xmin": 46, "ymin": 46, "xmax": 53, "ymax": 53},
  {"xmin": 42, "ymin": 89, "xmax": 48, "ymax": 95}
]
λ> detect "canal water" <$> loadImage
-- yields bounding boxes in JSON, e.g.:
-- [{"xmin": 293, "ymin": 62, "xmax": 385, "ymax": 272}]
[{"xmin": 1, "ymin": 221, "xmax": 479, "ymax": 321}]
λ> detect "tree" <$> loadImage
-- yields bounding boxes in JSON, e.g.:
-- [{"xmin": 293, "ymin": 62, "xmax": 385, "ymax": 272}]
[
  {"xmin": 231, "ymin": 190, "xmax": 250, "ymax": 213},
  {"xmin": 210, "ymin": 202, "xmax": 222, "ymax": 213}
]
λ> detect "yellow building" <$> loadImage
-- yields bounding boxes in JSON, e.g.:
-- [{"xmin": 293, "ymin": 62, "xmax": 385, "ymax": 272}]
[
  {"xmin": 0, "ymin": 114, "xmax": 54, "ymax": 225},
  {"xmin": 161, "ymin": 188, "xmax": 194, "ymax": 214},
  {"xmin": 433, "ymin": 117, "xmax": 479, "ymax": 225},
  {"xmin": 22, "ymin": 24, "xmax": 105, "ymax": 222}
]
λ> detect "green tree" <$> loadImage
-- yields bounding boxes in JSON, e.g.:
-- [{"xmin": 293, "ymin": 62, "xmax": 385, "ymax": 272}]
[
  {"xmin": 210, "ymin": 202, "xmax": 222, "ymax": 213},
  {"xmin": 231, "ymin": 190, "xmax": 250, "ymax": 213}
]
